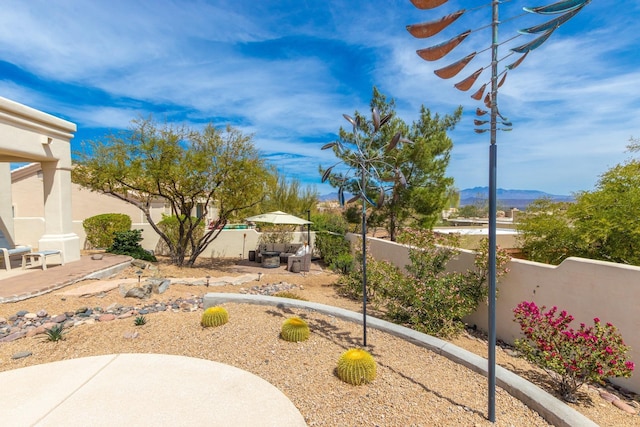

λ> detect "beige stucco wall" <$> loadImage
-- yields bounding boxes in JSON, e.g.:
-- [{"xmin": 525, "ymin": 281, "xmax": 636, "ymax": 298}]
[
  {"xmin": 12, "ymin": 164, "xmax": 167, "ymax": 250},
  {"xmin": 1, "ymin": 97, "xmax": 80, "ymax": 262},
  {"xmin": 12, "ymin": 165, "xmax": 316, "ymax": 258},
  {"xmin": 353, "ymin": 235, "xmax": 640, "ymax": 394}
]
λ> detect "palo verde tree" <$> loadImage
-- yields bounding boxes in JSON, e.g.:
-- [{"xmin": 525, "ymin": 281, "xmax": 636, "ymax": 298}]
[
  {"xmin": 321, "ymin": 87, "xmax": 462, "ymax": 241},
  {"xmin": 73, "ymin": 118, "xmax": 271, "ymax": 267}
]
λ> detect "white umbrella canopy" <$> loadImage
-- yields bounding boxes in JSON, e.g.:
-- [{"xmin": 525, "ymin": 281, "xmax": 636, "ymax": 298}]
[{"xmin": 245, "ymin": 211, "xmax": 312, "ymax": 225}]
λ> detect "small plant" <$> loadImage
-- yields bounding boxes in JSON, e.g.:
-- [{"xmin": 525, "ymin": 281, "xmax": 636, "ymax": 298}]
[
  {"xmin": 272, "ymin": 291, "xmax": 308, "ymax": 301},
  {"xmin": 513, "ymin": 301, "xmax": 635, "ymax": 402},
  {"xmin": 201, "ymin": 306, "xmax": 229, "ymax": 328},
  {"xmin": 336, "ymin": 348, "xmax": 377, "ymax": 385},
  {"xmin": 107, "ymin": 229, "xmax": 157, "ymax": 262},
  {"xmin": 134, "ymin": 315, "xmax": 147, "ymax": 326},
  {"xmin": 42, "ymin": 324, "xmax": 67, "ymax": 342},
  {"xmin": 280, "ymin": 317, "xmax": 310, "ymax": 342}
]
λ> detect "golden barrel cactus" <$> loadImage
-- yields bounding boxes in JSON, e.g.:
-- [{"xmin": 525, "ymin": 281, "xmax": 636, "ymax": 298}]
[
  {"xmin": 337, "ymin": 348, "xmax": 377, "ymax": 385},
  {"xmin": 201, "ymin": 306, "xmax": 229, "ymax": 327},
  {"xmin": 280, "ymin": 316, "xmax": 310, "ymax": 342}
]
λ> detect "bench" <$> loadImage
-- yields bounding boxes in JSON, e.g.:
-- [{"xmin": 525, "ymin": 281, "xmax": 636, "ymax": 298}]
[
  {"xmin": 22, "ymin": 250, "xmax": 64, "ymax": 270},
  {"xmin": 0, "ymin": 246, "xmax": 32, "ymax": 271}
]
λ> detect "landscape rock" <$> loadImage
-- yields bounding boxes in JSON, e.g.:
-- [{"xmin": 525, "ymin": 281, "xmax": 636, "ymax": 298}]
[
  {"xmin": 131, "ymin": 259, "xmax": 148, "ymax": 269},
  {"xmin": 125, "ymin": 284, "xmax": 153, "ymax": 299},
  {"xmin": 612, "ymin": 399, "xmax": 637, "ymax": 414},
  {"xmin": 36, "ymin": 309, "xmax": 48, "ymax": 318},
  {"xmin": 51, "ymin": 314, "xmax": 67, "ymax": 323},
  {"xmin": 98, "ymin": 314, "xmax": 116, "ymax": 322},
  {"xmin": 123, "ymin": 331, "xmax": 139, "ymax": 339},
  {"xmin": 11, "ymin": 351, "xmax": 32, "ymax": 360},
  {"xmin": 0, "ymin": 331, "xmax": 27, "ymax": 342},
  {"xmin": 91, "ymin": 254, "xmax": 104, "ymax": 260},
  {"xmin": 24, "ymin": 313, "xmax": 38, "ymax": 320}
]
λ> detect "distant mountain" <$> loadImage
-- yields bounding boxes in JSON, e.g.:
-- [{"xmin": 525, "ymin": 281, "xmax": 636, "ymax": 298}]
[
  {"xmin": 460, "ymin": 187, "xmax": 574, "ymax": 210},
  {"xmin": 319, "ymin": 192, "xmax": 340, "ymax": 202},
  {"xmin": 319, "ymin": 187, "xmax": 574, "ymax": 210}
]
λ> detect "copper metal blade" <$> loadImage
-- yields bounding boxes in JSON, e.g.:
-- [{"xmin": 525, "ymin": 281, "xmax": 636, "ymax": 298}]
[
  {"xmin": 484, "ymin": 93, "xmax": 492, "ymax": 109},
  {"xmin": 498, "ymin": 73, "xmax": 507, "ymax": 88},
  {"xmin": 434, "ymin": 52, "xmax": 476, "ymax": 79},
  {"xmin": 471, "ymin": 83, "xmax": 487, "ymax": 100},
  {"xmin": 506, "ymin": 52, "xmax": 529, "ymax": 70},
  {"xmin": 476, "ymin": 108, "xmax": 488, "ymax": 116},
  {"xmin": 454, "ymin": 68, "xmax": 483, "ymax": 91},
  {"xmin": 416, "ymin": 30, "xmax": 471, "ymax": 61},
  {"xmin": 406, "ymin": 10, "xmax": 465, "ymax": 39},
  {"xmin": 410, "ymin": 0, "xmax": 448, "ymax": 10}
]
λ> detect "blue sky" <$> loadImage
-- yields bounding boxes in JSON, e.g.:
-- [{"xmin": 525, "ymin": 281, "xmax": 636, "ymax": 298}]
[{"xmin": 2, "ymin": 0, "xmax": 638, "ymax": 196}]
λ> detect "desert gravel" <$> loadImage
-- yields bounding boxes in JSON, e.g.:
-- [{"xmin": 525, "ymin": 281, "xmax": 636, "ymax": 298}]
[{"xmin": 0, "ymin": 262, "xmax": 638, "ymax": 426}]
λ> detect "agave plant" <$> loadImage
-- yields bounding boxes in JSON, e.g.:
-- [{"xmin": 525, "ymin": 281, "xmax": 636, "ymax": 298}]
[
  {"xmin": 42, "ymin": 324, "xmax": 67, "ymax": 342},
  {"xmin": 134, "ymin": 315, "xmax": 147, "ymax": 326}
]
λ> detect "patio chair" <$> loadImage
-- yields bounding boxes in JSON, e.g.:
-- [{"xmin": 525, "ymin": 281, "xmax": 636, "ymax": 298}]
[
  {"xmin": 287, "ymin": 253, "xmax": 311, "ymax": 273},
  {"xmin": 0, "ymin": 229, "xmax": 32, "ymax": 271}
]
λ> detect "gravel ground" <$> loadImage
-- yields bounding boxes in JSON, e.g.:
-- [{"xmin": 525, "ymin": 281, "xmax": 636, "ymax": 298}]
[{"xmin": 0, "ymin": 259, "xmax": 638, "ymax": 426}]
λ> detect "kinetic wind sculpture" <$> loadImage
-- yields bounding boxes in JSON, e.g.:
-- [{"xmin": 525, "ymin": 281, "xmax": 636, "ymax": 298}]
[
  {"xmin": 321, "ymin": 108, "xmax": 410, "ymax": 347},
  {"xmin": 406, "ymin": 0, "xmax": 592, "ymax": 422}
]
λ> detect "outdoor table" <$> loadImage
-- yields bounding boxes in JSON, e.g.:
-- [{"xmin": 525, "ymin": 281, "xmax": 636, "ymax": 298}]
[{"xmin": 261, "ymin": 251, "xmax": 280, "ymax": 268}]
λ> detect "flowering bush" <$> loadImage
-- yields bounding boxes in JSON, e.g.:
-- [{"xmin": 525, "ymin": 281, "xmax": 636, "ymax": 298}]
[{"xmin": 513, "ymin": 301, "xmax": 635, "ymax": 402}]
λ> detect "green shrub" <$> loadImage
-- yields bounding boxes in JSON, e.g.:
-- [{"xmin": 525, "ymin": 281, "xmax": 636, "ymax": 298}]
[
  {"xmin": 310, "ymin": 213, "xmax": 349, "ymax": 234},
  {"xmin": 339, "ymin": 230, "xmax": 510, "ymax": 338},
  {"xmin": 107, "ymin": 229, "xmax": 157, "ymax": 261},
  {"xmin": 272, "ymin": 291, "xmax": 307, "ymax": 301},
  {"xmin": 315, "ymin": 232, "xmax": 352, "ymax": 272},
  {"xmin": 83, "ymin": 213, "xmax": 131, "ymax": 249}
]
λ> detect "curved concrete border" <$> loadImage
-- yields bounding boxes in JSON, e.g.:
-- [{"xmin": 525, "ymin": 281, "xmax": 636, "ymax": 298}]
[{"xmin": 204, "ymin": 293, "xmax": 598, "ymax": 427}]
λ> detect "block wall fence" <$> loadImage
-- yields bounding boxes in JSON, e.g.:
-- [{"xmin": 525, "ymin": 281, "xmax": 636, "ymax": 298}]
[{"xmin": 347, "ymin": 235, "xmax": 640, "ymax": 394}]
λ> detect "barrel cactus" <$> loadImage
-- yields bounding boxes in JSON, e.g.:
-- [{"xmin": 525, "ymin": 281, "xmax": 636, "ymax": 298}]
[
  {"xmin": 337, "ymin": 348, "xmax": 377, "ymax": 385},
  {"xmin": 280, "ymin": 316, "xmax": 310, "ymax": 342},
  {"xmin": 201, "ymin": 306, "xmax": 229, "ymax": 327}
]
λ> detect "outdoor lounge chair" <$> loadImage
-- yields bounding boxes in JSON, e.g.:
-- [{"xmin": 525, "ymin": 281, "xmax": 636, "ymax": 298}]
[
  {"xmin": 0, "ymin": 229, "xmax": 31, "ymax": 271},
  {"xmin": 287, "ymin": 253, "xmax": 311, "ymax": 273}
]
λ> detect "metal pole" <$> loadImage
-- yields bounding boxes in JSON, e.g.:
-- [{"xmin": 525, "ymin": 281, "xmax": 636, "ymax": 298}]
[
  {"xmin": 307, "ymin": 209, "xmax": 311, "ymax": 251},
  {"xmin": 488, "ymin": 0, "xmax": 499, "ymax": 422},
  {"xmin": 361, "ymin": 169, "xmax": 368, "ymax": 347}
]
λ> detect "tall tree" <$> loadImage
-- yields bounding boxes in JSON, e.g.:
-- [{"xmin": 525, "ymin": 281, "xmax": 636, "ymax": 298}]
[
  {"xmin": 73, "ymin": 118, "xmax": 270, "ymax": 267},
  {"xmin": 255, "ymin": 170, "xmax": 318, "ymax": 219},
  {"xmin": 517, "ymin": 138, "xmax": 640, "ymax": 266},
  {"xmin": 321, "ymin": 87, "xmax": 461, "ymax": 241}
]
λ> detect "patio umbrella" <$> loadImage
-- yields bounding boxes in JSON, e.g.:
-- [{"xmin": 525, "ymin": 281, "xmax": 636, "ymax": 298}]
[{"xmin": 245, "ymin": 211, "xmax": 312, "ymax": 225}]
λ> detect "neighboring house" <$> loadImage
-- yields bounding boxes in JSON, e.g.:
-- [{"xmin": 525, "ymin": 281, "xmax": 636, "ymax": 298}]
[
  {"xmin": 11, "ymin": 162, "xmax": 226, "ymax": 253},
  {"xmin": 11, "ymin": 163, "xmax": 169, "ymax": 250}
]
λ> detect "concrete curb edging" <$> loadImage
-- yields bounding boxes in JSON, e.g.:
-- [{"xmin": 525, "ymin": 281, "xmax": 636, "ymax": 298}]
[
  {"xmin": 82, "ymin": 259, "xmax": 132, "ymax": 280},
  {"xmin": 203, "ymin": 293, "xmax": 598, "ymax": 427}
]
